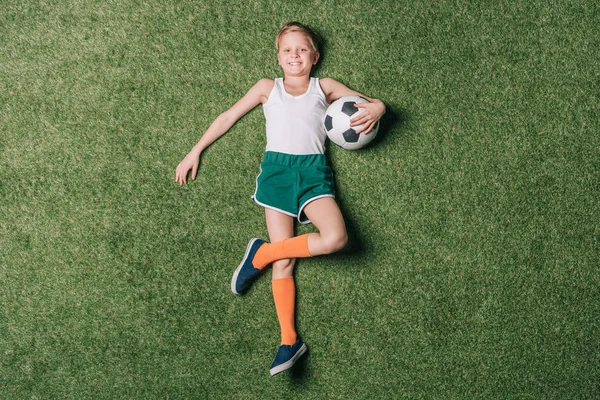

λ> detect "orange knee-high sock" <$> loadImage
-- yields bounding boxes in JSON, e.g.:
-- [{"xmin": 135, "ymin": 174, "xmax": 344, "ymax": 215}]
[
  {"xmin": 272, "ymin": 277, "xmax": 297, "ymax": 345},
  {"xmin": 252, "ymin": 234, "xmax": 312, "ymax": 270}
]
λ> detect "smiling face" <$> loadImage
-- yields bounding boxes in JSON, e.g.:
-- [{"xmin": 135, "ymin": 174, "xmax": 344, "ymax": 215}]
[{"xmin": 277, "ymin": 31, "xmax": 320, "ymax": 77}]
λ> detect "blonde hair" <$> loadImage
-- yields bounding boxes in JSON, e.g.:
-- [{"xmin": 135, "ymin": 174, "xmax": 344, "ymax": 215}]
[{"xmin": 275, "ymin": 21, "xmax": 321, "ymax": 54}]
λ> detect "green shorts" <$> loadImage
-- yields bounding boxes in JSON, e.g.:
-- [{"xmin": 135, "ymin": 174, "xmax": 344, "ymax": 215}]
[{"xmin": 252, "ymin": 151, "xmax": 335, "ymax": 224}]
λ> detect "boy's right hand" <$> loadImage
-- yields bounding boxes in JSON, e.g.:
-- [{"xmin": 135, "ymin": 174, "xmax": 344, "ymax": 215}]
[{"xmin": 175, "ymin": 150, "xmax": 201, "ymax": 186}]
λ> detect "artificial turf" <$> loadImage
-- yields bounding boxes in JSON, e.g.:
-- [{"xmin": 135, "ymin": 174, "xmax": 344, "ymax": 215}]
[{"xmin": 1, "ymin": 0, "xmax": 599, "ymax": 398}]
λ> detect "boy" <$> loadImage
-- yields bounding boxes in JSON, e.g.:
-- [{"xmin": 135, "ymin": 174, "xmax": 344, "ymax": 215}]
[{"xmin": 176, "ymin": 22, "xmax": 385, "ymax": 375}]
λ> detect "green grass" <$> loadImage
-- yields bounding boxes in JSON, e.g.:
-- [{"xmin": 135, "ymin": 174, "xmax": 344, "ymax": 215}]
[{"xmin": 1, "ymin": 0, "xmax": 599, "ymax": 398}]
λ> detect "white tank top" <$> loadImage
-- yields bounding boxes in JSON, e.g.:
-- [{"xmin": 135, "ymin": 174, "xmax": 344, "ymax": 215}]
[{"xmin": 263, "ymin": 77, "xmax": 328, "ymax": 155}]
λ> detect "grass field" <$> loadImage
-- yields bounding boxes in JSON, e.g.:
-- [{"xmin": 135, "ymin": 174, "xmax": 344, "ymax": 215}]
[{"xmin": 1, "ymin": 0, "xmax": 599, "ymax": 398}]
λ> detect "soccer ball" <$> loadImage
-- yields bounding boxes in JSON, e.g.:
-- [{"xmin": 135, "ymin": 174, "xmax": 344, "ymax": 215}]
[{"xmin": 324, "ymin": 95, "xmax": 379, "ymax": 150}]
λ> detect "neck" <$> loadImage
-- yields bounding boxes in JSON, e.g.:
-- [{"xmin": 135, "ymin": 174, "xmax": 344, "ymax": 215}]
[
  {"xmin": 282, "ymin": 75, "xmax": 311, "ymax": 96},
  {"xmin": 283, "ymin": 75, "xmax": 311, "ymax": 84}
]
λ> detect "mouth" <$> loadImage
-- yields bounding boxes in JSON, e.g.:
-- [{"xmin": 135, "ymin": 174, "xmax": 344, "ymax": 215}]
[{"xmin": 289, "ymin": 62, "xmax": 302, "ymax": 66}]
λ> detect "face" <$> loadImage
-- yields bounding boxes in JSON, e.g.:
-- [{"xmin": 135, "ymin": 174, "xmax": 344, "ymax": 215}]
[{"xmin": 277, "ymin": 31, "xmax": 320, "ymax": 76}]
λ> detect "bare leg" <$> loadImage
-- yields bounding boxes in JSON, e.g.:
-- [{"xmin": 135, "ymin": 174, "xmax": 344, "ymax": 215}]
[
  {"xmin": 265, "ymin": 208, "xmax": 296, "ymax": 279},
  {"xmin": 303, "ymin": 197, "xmax": 348, "ymax": 256}
]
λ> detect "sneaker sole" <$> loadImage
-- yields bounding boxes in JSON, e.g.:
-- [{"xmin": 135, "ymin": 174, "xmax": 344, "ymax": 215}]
[
  {"xmin": 269, "ymin": 343, "xmax": 307, "ymax": 376},
  {"xmin": 231, "ymin": 238, "xmax": 260, "ymax": 295}
]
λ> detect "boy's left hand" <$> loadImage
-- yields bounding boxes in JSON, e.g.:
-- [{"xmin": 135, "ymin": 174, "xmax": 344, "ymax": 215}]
[{"xmin": 350, "ymin": 101, "xmax": 386, "ymax": 134}]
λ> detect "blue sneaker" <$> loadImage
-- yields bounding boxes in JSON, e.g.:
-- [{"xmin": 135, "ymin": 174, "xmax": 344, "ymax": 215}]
[
  {"xmin": 231, "ymin": 238, "xmax": 266, "ymax": 295},
  {"xmin": 269, "ymin": 337, "xmax": 307, "ymax": 376}
]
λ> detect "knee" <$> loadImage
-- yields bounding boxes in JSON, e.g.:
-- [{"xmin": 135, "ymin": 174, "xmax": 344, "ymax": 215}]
[
  {"xmin": 321, "ymin": 230, "xmax": 348, "ymax": 254},
  {"xmin": 272, "ymin": 258, "xmax": 295, "ymax": 277}
]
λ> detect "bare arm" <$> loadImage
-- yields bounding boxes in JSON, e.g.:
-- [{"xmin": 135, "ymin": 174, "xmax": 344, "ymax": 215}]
[
  {"xmin": 319, "ymin": 78, "xmax": 386, "ymax": 134},
  {"xmin": 175, "ymin": 79, "xmax": 273, "ymax": 185}
]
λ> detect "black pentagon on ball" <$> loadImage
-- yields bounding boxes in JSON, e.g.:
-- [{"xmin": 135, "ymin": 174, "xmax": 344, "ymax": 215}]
[
  {"xmin": 324, "ymin": 115, "xmax": 333, "ymax": 131},
  {"xmin": 341, "ymin": 101, "xmax": 359, "ymax": 117},
  {"xmin": 342, "ymin": 128, "xmax": 360, "ymax": 143}
]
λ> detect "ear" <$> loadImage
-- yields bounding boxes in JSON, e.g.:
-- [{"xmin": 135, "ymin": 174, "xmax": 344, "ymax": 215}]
[{"xmin": 313, "ymin": 51, "xmax": 320, "ymax": 65}]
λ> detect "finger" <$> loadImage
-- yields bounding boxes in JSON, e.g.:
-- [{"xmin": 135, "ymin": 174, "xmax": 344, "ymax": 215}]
[
  {"xmin": 177, "ymin": 170, "xmax": 185, "ymax": 185},
  {"xmin": 350, "ymin": 112, "xmax": 369, "ymax": 124},
  {"xmin": 356, "ymin": 121, "xmax": 374, "ymax": 135},
  {"xmin": 192, "ymin": 164, "xmax": 198, "ymax": 180},
  {"xmin": 350, "ymin": 114, "xmax": 363, "ymax": 124},
  {"xmin": 351, "ymin": 115, "xmax": 371, "ymax": 128},
  {"xmin": 355, "ymin": 125, "xmax": 367, "ymax": 135},
  {"xmin": 176, "ymin": 168, "xmax": 184, "ymax": 185}
]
